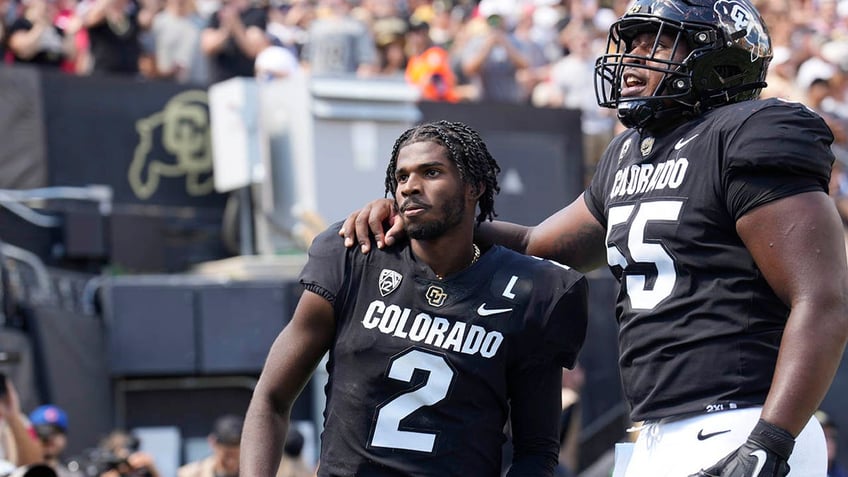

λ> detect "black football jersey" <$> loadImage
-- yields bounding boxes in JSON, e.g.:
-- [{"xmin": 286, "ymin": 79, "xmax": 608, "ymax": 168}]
[
  {"xmin": 585, "ymin": 98, "xmax": 835, "ymax": 421},
  {"xmin": 299, "ymin": 223, "xmax": 588, "ymax": 477}
]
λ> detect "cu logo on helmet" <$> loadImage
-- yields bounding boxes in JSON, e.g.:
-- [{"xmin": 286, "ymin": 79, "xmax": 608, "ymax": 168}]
[{"xmin": 714, "ymin": 0, "xmax": 768, "ymax": 62}]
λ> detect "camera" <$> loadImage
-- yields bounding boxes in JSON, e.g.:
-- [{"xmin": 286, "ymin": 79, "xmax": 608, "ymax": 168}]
[{"xmin": 71, "ymin": 441, "xmax": 153, "ymax": 477}]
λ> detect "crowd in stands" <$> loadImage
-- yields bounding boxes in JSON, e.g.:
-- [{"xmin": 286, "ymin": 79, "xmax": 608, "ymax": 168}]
[
  {"xmin": 6, "ymin": 0, "xmax": 847, "ymax": 182},
  {"xmin": 1, "ymin": 0, "xmax": 848, "ymax": 179}
]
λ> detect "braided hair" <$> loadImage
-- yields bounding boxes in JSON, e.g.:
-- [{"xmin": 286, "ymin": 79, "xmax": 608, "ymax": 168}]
[{"xmin": 384, "ymin": 120, "xmax": 500, "ymax": 224}]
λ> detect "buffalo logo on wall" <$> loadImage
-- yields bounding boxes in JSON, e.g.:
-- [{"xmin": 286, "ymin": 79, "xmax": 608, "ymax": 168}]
[{"xmin": 128, "ymin": 90, "xmax": 215, "ymax": 200}]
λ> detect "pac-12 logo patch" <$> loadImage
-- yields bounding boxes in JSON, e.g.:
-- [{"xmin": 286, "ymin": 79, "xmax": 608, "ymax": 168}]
[
  {"xmin": 378, "ymin": 269, "xmax": 403, "ymax": 297},
  {"xmin": 618, "ymin": 138, "xmax": 631, "ymax": 164},
  {"xmin": 426, "ymin": 285, "xmax": 448, "ymax": 307}
]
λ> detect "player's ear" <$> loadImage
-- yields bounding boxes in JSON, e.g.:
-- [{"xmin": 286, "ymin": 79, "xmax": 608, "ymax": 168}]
[{"xmin": 467, "ymin": 182, "xmax": 484, "ymax": 202}]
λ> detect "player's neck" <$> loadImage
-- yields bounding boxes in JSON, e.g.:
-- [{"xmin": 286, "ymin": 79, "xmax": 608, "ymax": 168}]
[{"xmin": 411, "ymin": 234, "xmax": 480, "ymax": 280}]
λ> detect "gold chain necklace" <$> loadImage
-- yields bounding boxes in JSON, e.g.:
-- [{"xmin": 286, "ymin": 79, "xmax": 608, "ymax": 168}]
[{"xmin": 435, "ymin": 243, "xmax": 480, "ymax": 280}]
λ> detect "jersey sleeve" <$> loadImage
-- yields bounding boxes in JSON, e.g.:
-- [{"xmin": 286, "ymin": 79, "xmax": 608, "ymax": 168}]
[
  {"xmin": 503, "ymin": 266, "xmax": 587, "ymax": 475},
  {"xmin": 723, "ymin": 101, "xmax": 835, "ymax": 220},
  {"xmin": 515, "ymin": 263, "xmax": 589, "ymax": 369},
  {"xmin": 541, "ymin": 272, "xmax": 589, "ymax": 369},
  {"xmin": 298, "ymin": 222, "xmax": 349, "ymax": 306}
]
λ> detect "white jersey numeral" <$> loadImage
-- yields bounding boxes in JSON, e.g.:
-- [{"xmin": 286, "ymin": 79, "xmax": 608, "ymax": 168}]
[
  {"xmin": 607, "ymin": 201, "xmax": 683, "ymax": 310},
  {"xmin": 370, "ymin": 349, "xmax": 455, "ymax": 452}
]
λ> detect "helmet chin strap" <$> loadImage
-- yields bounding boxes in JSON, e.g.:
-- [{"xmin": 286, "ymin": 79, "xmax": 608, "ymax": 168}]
[
  {"xmin": 617, "ymin": 99, "xmax": 694, "ymax": 133},
  {"xmin": 617, "ymin": 100, "xmax": 656, "ymax": 130},
  {"xmin": 617, "ymin": 73, "xmax": 692, "ymax": 131}
]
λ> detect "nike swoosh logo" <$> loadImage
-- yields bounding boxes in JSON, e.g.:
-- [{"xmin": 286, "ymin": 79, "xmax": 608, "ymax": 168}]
[
  {"xmin": 477, "ymin": 304, "xmax": 513, "ymax": 316},
  {"xmin": 750, "ymin": 449, "xmax": 767, "ymax": 476},
  {"xmin": 674, "ymin": 133, "xmax": 699, "ymax": 150},
  {"xmin": 696, "ymin": 429, "xmax": 730, "ymax": 440}
]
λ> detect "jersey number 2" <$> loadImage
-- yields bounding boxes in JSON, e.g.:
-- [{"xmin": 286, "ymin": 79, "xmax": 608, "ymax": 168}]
[
  {"xmin": 607, "ymin": 201, "xmax": 683, "ymax": 310},
  {"xmin": 370, "ymin": 349, "xmax": 455, "ymax": 453}
]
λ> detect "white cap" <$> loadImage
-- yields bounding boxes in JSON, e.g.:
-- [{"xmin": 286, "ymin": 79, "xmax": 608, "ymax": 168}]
[
  {"xmin": 477, "ymin": 0, "xmax": 516, "ymax": 18},
  {"xmin": 255, "ymin": 46, "xmax": 300, "ymax": 79},
  {"xmin": 796, "ymin": 56, "xmax": 836, "ymax": 90},
  {"xmin": 822, "ymin": 40, "xmax": 848, "ymax": 70}
]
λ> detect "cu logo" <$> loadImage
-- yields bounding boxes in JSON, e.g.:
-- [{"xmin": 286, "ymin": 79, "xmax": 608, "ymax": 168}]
[
  {"xmin": 426, "ymin": 285, "xmax": 448, "ymax": 308},
  {"xmin": 729, "ymin": 4, "xmax": 750, "ymax": 30},
  {"xmin": 714, "ymin": 0, "xmax": 767, "ymax": 62}
]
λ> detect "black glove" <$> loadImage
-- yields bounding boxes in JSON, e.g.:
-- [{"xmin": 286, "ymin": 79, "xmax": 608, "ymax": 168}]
[{"xmin": 689, "ymin": 419, "xmax": 795, "ymax": 477}]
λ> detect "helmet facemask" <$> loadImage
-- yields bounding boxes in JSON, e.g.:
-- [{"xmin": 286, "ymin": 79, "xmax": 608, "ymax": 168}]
[
  {"xmin": 595, "ymin": 0, "xmax": 772, "ymax": 132},
  {"xmin": 595, "ymin": 17, "xmax": 702, "ymax": 130}
]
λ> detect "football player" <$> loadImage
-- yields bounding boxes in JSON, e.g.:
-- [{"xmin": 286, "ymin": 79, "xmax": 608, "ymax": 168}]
[
  {"xmin": 241, "ymin": 121, "xmax": 589, "ymax": 476},
  {"xmin": 338, "ymin": 1, "xmax": 848, "ymax": 476}
]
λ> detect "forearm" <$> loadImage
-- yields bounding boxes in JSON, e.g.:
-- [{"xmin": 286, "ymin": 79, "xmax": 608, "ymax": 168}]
[
  {"xmin": 241, "ymin": 291, "xmax": 334, "ymax": 475},
  {"xmin": 9, "ymin": 24, "xmax": 48, "ymax": 59},
  {"xmin": 82, "ymin": 0, "xmax": 111, "ymax": 28},
  {"xmin": 475, "ymin": 220, "xmax": 531, "ymax": 253},
  {"xmin": 227, "ymin": 21, "xmax": 250, "ymax": 55},
  {"xmin": 6, "ymin": 413, "xmax": 41, "ymax": 465},
  {"xmin": 200, "ymin": 28, "xmax": 229, "ymax": 55},
  {"xmin": 462, "ymin": 40, "xmax": 494, "ymax": 77},
  {"xmin": 761, "ymin": 304, "xmax": 848, "ymax": 436},
  {"xmin": 229, "ymin": 23, "xmax": 263, "ymax": 59},
  {"xmin": 504, "ymin": 42, "xmax": 529, "ymax": 70},
  {"xmin": 62, "ymin": 33, "xmax": 77, "ymax": 58},
  {"xmin": 241, "ymin": 392, "xmax": 289, "ymax": 476},
  {"xmin": 477, "ymin": 195, "xmax": 608, "ymax": 272}
]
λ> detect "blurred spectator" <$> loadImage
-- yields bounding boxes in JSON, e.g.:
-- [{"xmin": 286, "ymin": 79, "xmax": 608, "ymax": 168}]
[
  {"xmin": 511, "ymin": 4, "xmax": 549, "ymax": 104},
  {"xmin": 536, "ymin": 20, "xmax": 614, "ymax": 185},
  {"xmin": 94, "ymin": 430, "xmax": 160, "ymax": 477},
  {"xmin": 404, "ymin": 19, "xmax": 458, "ymax": 102},
  {"xmin": 828, "ymin": 145, "xmax": 848, "ymax": 259},
  {"xmin": 424, "ymin": 0, "xmax": 459, "ymax": 50},
  {"xmin": 301, "ymin": 0, "xmax": 377, "ymax": 77},
  {"xmin": 200, "ymin": 0, "xmax": 268, "ymax": 84},
  {"xmin": 7, "ymin": 0, "xmax": 77, "ymax": 68},
  {"xmin": 817, "ymin": 410, "xmax": 848, "ymax": 477},
  {"xmin": 822, "ymin": 43, "xmax": 848, "ymax": 118},
  {"xmin": 0, "ymin": 0, "xmax": 10, "ymax": 59},
  {"xmin": 0, "ymin": 377, "xmax": 43, "ymax": 472},
  {"xmin": 29, "ymin": 405, "xmax": 81, "ymax": 477},
  {"xmin": 762, "ymin": 46, "xmax": 803, "ymax": 100},
  {"xmin": 528, "ymin": 1, "xmax": 567, "ymax": 64},
  {"xmin": 808, "ymin": 0, "xmax": 848, "ymax": 38},
  {"xmin": 372, "ymin": 16, "xmax": 406, "ymax": 76},
  {"xmin": 275, "ymin": 427, "xmax": 311, "ymax": 477},
  {"xmin": 81, "ymin": 0, "xmax": 157, "ymax": 76},
  {"xmin": 350, "ymin": 0, "xmax": 399, "ymax": 27},
  {"xmin": 150, "ymin": 0, "xmax": 207, "ymax": 84},
  {"xmin": 177, "ymin": 414, "xmax": 241, "ymax": 477},
  {"xmin": 265, "ymin": 0, "xmax": 312, "ymax": 59},
  {"xmin": 443, "ymin": 5, "xmax": 478, "ymax": 100},
  {"xmin": 460, "ymin": 1, "xmax": 530, "ymax": 103},
  {"xmin": 54, "ymin": 0, "xmax": 90, "ymax": 73}
]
